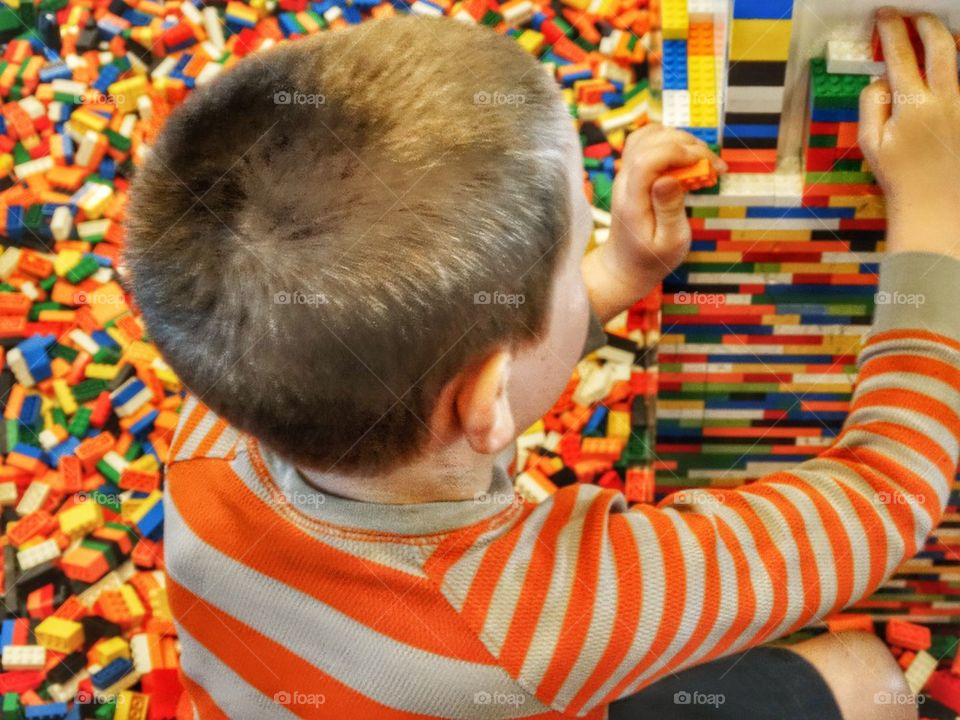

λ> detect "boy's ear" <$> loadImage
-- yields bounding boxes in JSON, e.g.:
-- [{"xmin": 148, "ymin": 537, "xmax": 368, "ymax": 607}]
[{"xmin": 442, "ymin": 350, "xmax": 516, "ymax": 456}]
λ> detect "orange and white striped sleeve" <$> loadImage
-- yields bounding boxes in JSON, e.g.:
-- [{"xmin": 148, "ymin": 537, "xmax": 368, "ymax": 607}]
[{"xmin": 425, "ymin": 252, "xmax": 960, "ymax": 717}]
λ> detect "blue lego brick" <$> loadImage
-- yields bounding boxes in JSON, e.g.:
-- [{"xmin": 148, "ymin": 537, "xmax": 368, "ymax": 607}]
[
  {"xmin": 1, "ymin": 618, "xmax": 14, "ymax": 648},
  {"xmin": 724, "ymin": 123, "xmax": 780, "ymax": 139},
  {"xmin": 746, "ymin": 206, "xmax": 856, "ymax": 219},
  {"xmin": 733, "ymin": 0, "xmax": 793, "ymax": 19},
  {"xmin": 136, "ymin": 500, "xmax": 164, "ymax": 540},
  {"xmin": 584, "ymin": 406, "xmax": 609, "ymax": 435},
  {"xmin": 811, "ymin": 107, "xmax": 860, "ymax": 123},
  {"xmin": 19, "ymin": 394, "xmax": 41, "ymax": 425},
  {"xmin": 25, "ymin": 703, "xmax": 69, "ymax": 719},
  {"xmin": 130, "ymin": 409, "xmax": 158, "ymax": 437},
  {"xmin": 110, "ymin": 378, "xmax": 146, "ymax": 406},
  {"xmin": 683, "ymin": 127, "xmax": 718, "ymax": 144},
  {"xmin": 49, "ymin": 437, "xmax": 81, "ymax": 465},
  {"xmin": 90, "ymin": 330, "xmax": 118, "ymax": 349},
  {"xmin": 91, "ymin": 657, "xmax": 134, "ymax": 690}
]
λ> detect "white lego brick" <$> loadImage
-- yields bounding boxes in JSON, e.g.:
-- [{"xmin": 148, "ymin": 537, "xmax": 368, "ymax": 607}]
[
  {"xmin": 725, "ymin": 85, "xmax": 785, "ymax": 114},
  {"xmin": 2, "ymin": 644, "xmax": 46, "ymax": 670},
  {"xmin": 16, "ymin": 481, "xmax": 50, "ymax": 516},
  {"xmin": 0, "ymin": 481, "xmax": 17, "ymax": 506},
  {"xmin": 661, "ymin": 90, "xmax": 690, "ymax": 128},
  {"xmin": 572, "ymin": 363, "xmax": 615, "ymax": 406},
  {"xmin": 774, "ymin": 172, "xmax": 804, "ymax": 207},
  {"xmin": 716, "ymin": 173, "xmax": 778, "ymax": 205},
  {"xmin": 687, "ymin": 0, "xmax": 727, "ymax": 19},
  {"xmin": 905, "ymin": 650, "xmax": 937, "ymax": 694},
  {"xmin": 826, "ymin": 40, "xmax": 885, "ymax": 75},
  {"xmin": 16, "ymin": 538, "xmax": 61, "ymax": 571}
]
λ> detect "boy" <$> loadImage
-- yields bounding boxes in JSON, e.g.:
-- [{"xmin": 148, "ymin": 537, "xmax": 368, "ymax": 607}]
[{"xmin": 126, "ymin": 8, "xmax": 959, "ymax": 720}]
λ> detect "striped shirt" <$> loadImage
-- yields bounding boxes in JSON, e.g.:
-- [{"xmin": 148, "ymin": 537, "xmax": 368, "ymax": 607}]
[{"xmin": 165, "ymin": 252, "xmax": 960, "ymax": 718}]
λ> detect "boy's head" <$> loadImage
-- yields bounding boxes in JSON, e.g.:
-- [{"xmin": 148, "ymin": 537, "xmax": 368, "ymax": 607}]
[{"xmin": 127, "ymin": 16, "xmax": 594, "ymax": 475}]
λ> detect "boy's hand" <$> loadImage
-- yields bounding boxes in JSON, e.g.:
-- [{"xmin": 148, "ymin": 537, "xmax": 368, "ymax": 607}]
[
  {"xmin": 861, "ymin": 8, "xmax": 960, "ymax": 258},
  {"xmin": 582, "ymin": 124, "xmax": 725, "ymax": 322}
]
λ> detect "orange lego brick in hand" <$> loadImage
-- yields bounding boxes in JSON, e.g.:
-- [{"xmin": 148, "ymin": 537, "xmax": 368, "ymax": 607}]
[{"xmin": 663, "ymin": 157, "xmax": 718, "ymax": 191}]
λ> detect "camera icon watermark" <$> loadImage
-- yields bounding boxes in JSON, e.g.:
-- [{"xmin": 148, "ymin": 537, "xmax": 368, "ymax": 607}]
[
  {"xmin": 274, "ymin": 90, "xmax": 326, "ymax": 107},
  {"xmin": 474, "ymin": 290, "xmax": 525, "ymax": 308}
]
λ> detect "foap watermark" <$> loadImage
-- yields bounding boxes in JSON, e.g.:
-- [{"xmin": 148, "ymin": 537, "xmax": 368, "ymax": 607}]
[
  {"xmin": 675, "ymin": 291, "xmax": 727, "ymax": 308},
  {"xmin": 876, "ymin": 490, "xmax": 924, "ymax": 506},
  {"xmin": 874, "ymin": 290, "xmax": 925, "ymax": 308},
  {"xmin": 84, "ymin": 92, "xmax": 125, "ymax": 106},
  {"xmin": 473, "ymin": 490, "xmax": 515, "ymax": 505},
  {"xmin": 73, "ymin": 291, "xmax": 125, "ymax": 305},
  {"xmin": 473, "ymin": 691, "xmax": 526, "ymax": 707},
  {"xmin": 275, "ymin": 290, "xmax": 328, "ymax": 306},
  {"xmin": 274, "ymin": 691, "xmax": 326, "ymax": 708},
  {"xmin": 473, "ymin": 90, "xmax": 526, "ymax": 107},
  {"xmin": 474, "ymin": 290, "xmax": 525, "ymax": 308},
  {"xmin": 674, "ymin": 691, "xmax": 725, "ymax": 708},
  {"xmin": 875, "ymin": 691, "xmax": 925, "ymax": 707},
  {"xmin": 875, "ymin": 91, "xmax": 927, "ymax": 107},
  {"xmin": 269, "ymin": 487, "xmax": 327, "ymax": 509},
  {"xmin": 674, "ymin": 489, "xmax": 725, "ymax": 507},
  {"xmin": 273, "ymin": 90, "xmax": 326, "ymax": 107}
]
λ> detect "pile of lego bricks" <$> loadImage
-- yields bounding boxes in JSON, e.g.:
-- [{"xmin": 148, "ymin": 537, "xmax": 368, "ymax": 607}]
[{"xmin": 0, "ymin": 0, "xmax": 658, "ymax": 715}]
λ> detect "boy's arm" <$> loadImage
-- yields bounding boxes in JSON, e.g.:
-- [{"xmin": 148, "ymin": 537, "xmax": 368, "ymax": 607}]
[
  {"xmin": 428, "ymin": 262, "xmax": 960, "ymax": 714},
  {"xmin": 423, "ymin": 11, "xmax": 960, "ymax": 717},
  {"xmin": 581, "ymin": 124, "xmax": 725, "ymax": 323}
]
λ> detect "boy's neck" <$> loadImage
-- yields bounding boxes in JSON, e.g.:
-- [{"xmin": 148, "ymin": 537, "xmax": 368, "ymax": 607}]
[{"xmin": 296, "ymin": 445, "xmax": 503, "ymax": 504}]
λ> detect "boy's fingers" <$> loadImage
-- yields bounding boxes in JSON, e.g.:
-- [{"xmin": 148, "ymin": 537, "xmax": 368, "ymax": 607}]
[
  {"xmin": 916, "ymin": 13, "xmax": 960, "ymax": 96},
  {"xmin": 650, "ymin": 176, "xmax": 689, "ymax": 245},
  {"xmin": 859, "ymin": 78, "xmax": 892, "ymax": 156},
  {"xmin": 877, "ymin": 8, "xmax": 924, "ymax": 96}
]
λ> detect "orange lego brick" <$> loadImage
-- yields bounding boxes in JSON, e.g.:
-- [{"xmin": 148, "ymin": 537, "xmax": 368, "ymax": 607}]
[{"xmin": 664, "ymin": 157, "xmax": 718, "ymax": 191}]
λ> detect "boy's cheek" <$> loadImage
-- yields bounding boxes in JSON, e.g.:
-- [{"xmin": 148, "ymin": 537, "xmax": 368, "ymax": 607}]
[{"xmin": 507, "ymin": 290, "xmax": 590, "ymax": 434}]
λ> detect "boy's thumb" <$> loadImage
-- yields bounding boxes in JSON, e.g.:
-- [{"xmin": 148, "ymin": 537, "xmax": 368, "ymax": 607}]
[{"xmin": 651, "ymin": 176, "xmax": 688, "ymax": 238}]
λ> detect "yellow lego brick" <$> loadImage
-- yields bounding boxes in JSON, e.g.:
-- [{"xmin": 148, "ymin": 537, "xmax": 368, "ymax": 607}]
[
  {"xmin": 85, "ymin": 363, "xmax": 120, "ymax": 381},
  {"xmin": 70, "ymin": 108, "xmax": 110, "ymax": 133},
  {"xmin": 114, "ymin": 691, "xmax": 150, "ymax": 720},
  {"xmin": 108, "ymin": 77, "xmax": 147, "ymax": 115},
  {"xmin": 661, "ymin": 0, "xmax": 688, "ymax": 40},
  {"xmin": 687, "ymin": 56, "xmax": 716, "ymax": 93},
  {"xmin": 53, "ymin": 250, "xmax": 83, "ymax": 277},
  {"xmin": 59, "ymin": 500, "xmax": 103, "ymax": 537},
  {"xmin": 516, "ymin": 29, "xmax": 545, "ymax": 55},
  {"xmin": 35, "ymin": 616, "xmax": 84, "ymax": 654},
  {"xmin": 719, "ymin": 206, "xmax": 747, "ymax": 219},
  {"xmin": 607, "ymin": 410, "xmax": 630, "ymax": 438},
  {"xmin": 106, "ymin": 326, "xmax": 130, "ymax": 350},
  {"xmin": 119, "ymin": 585, "xmax": 147, "ymax": 625},
  {"xmin": 129, "ymin": 454, "xmax": 160, "ymax": 473},
  {"xmin": 730, "ymin": 19, "xmax": 793, "ymax": 62},
  {"xmin": 690, "ymin": 104, "xmax": 717, "ymax": 127},
  {"xmin": 129, "ymin": 490, "xmax": 162, "ymax": 525},
  {"xmin": 92, "ymin": 636, "xmax": 130, "ymax": 667},
  {"xmin": 52, "ymin": 378, "xmax": 78, "ymax": 416}
]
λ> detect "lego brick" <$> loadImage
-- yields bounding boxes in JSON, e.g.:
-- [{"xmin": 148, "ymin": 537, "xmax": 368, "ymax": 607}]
[
  {"xmin": 729, "ymin": 19, "xmax": 793, "ymax": 62},
  {"xmin": 727, "ymin": 61, "xmax": 787, "ymax": 87},
  {"xmin": 826, "ymin": 40, "xmax": 885, "ymax": 76},
  {"xmin": 725, "ymin": 85, "xmax": 785, "ymax": 114},
  {"xmin": 732, "ymin": 0, "xmax": 793, "ymax": 20},
  {"xmin": 662, "ymin": 90, "xmax": 691, "ymax": 127}
]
